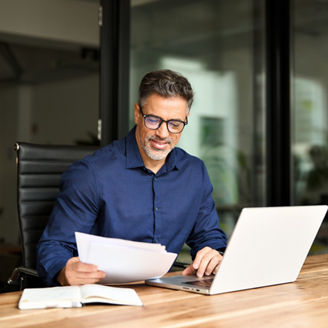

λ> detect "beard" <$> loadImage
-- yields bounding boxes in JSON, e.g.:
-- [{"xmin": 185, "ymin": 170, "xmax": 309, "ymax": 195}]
[{"xmin": 142, "ymin": 135, "xmax": 174, "ymax": 161}]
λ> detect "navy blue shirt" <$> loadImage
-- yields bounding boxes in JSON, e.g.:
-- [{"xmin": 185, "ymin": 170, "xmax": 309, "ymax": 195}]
[{"xmin": 37, "ymin": 127, "xmax": 227, "ymax": 285}]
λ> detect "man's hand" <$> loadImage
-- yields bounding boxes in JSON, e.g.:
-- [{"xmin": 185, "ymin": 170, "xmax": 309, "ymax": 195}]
[
  {"xmin": 57, "ymin": 257, "xmax": 106, "ymax": 286},
  {"xmin": 182, "ymin": 247, "xmax": 223, "ymax": 278}
]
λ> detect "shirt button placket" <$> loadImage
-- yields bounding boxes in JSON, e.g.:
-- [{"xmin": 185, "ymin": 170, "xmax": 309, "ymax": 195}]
[{"xmin": 153, "ymin": 176, "xmax": 160, "ymax": 243}]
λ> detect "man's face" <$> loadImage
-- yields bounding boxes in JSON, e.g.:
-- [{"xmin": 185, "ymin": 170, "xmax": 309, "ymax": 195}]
[{"xmin": 134, "ymin": 93, "xmax": 189, "ymax": 163}]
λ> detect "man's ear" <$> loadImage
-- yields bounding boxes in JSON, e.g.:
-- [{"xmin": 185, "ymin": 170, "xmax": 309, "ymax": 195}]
[{"xmin": 134, "ymin": 103, "xmax": 140, "ymax": 125}]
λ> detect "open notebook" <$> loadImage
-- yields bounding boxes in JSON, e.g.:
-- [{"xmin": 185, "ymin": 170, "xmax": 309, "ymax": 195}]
[{"xmin": 18, "ymin": 284, "xmax": 143, "ymax": 309}]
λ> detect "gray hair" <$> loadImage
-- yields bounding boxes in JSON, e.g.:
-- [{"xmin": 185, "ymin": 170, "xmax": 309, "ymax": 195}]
[{"xmin": 138, "ymin": 69, "xmax": 194, "ymax": 112}]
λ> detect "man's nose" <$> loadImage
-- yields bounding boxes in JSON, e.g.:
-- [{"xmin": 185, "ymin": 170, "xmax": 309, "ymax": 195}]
[{"xmin": 156, "ymin": 122, "xmax": 170, "ymax": 138}]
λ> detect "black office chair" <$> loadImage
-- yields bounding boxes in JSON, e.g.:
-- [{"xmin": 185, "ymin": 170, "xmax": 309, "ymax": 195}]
[{"xmin": 8, "ymin": 142, "xmax": 98, "ymax": 289}]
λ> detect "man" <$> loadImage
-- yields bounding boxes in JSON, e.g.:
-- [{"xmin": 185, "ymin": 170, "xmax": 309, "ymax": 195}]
[{"xmin": 37, "ymin": 69, "xmax": 227, "ymax": 286}]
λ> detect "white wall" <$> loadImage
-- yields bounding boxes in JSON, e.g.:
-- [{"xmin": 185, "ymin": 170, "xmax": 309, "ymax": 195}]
[{"xmin": 0, "ymin": 0, "xmax": 99, "ymax": 47}]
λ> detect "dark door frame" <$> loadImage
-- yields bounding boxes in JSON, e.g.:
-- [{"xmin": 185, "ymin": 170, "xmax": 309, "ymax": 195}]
[
  {"xmin": 265, "ymin": 0, "xmax": 291, "ymax": 206},
  {"xmin": 99, "ymin": 0, "xmax": 130, "ymax": 146}
]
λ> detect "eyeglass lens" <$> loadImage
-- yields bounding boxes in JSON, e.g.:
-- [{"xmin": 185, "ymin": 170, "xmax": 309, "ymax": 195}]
[{"xmin": 144, "ymin": 116, "xmax": 184, "ymax": 133}]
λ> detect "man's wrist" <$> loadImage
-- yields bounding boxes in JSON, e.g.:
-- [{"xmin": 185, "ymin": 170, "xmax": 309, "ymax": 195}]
[{"xmin": 56, "ymin": 267, "xmax": 67, "ymax": 286}]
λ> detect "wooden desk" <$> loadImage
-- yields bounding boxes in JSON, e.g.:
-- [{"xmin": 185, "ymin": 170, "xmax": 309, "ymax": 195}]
[{"xmin": 0, "ymin": 254, "xmax": 327, "ymax": 328}]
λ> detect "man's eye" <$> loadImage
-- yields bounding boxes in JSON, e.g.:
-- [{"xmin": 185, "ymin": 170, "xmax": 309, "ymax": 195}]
[
  {"xmin": 147, "ymin": 117, "xmax": 160, "ymax": 124},
  {"xmin": 169, "ymin": 121, "xmax": 182, "ymax": 128}
]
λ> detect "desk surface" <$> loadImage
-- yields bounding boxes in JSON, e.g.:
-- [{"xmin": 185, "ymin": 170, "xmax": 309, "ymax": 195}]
[{"xmin": 0, "ymin": 254, "xmax": 327, "ymax": 328}]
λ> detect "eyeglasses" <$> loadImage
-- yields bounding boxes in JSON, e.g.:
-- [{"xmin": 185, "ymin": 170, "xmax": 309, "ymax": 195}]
[{"xmin": 139, "ymin": 106, "xmax": 188, "ymax": 134}]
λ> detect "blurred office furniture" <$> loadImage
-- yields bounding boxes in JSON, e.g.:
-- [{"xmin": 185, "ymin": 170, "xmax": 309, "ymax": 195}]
[{"xmin": 7, "ymin": 142, "xmax": 97, "ymax": 289}]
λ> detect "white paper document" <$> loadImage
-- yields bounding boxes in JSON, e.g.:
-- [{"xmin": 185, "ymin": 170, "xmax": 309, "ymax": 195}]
[{"xmin": 75, "ymin": 232, "xmax": 178, "ymax": 284}]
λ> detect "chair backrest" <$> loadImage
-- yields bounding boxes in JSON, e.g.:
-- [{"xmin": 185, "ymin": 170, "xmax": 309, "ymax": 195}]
[{"xmin": 16, "ymin": 142, "xmax": 98, "ymax": 269}]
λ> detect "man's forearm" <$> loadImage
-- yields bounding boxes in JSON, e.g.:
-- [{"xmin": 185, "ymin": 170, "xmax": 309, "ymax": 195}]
[{"xmin": 37, "ymin": 240, "xmax": 75, "ymax": 286}]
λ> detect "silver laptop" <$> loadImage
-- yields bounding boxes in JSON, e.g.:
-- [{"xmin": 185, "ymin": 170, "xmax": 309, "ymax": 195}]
[{"xmin": 146, "ymin": 205, "xmax": 327, "ymax": 295}]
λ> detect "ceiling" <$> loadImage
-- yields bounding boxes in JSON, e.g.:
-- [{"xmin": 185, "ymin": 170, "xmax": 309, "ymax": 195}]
[{"xmin": 0, "ymin": 41, "xmax": 99, "ymax": 84}]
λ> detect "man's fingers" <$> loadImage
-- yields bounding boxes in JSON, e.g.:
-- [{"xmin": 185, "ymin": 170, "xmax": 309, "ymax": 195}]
[
  {"xmin": 68, "ymin": 257, "xmax": 99, "ymax": 273},
  {"xmin": 192, "ymin": 246, "xmax": 211, "ymax": 270},
  {"xmin": 75, "ymin": 270, "xmax": 106, "ymax": 279},
  {"xmin": 182, "ymin": 264, "xmax": 195, "ymax": 276},
  {"xmin": 73, "ymin": 261, "xmax": 99, "ymax": 273},
  {"xmin": 187, "ymin": 248, "xmax": 223, "ymax": 278},
  {"xmin": 204, "ymin": 254, "xmax": 221, "ymax": 276},
  {"xmin": 193, "ymin": 247, "xmax": 215, "ymax": 277},
  {"xmin": 196, "ymin": 252, "xmax": 213, "ymax": 277},
  {"xmin": 214, "ymin": 264, "xmax": 220, "ymax": 274},
  {"xmin": 62, "ymin": 257, "xmax": 106, "ymax": 285},
  {"xmin": 66, "ymin": 269, "xmax": 106, "ymax": 285},
  {"xmin": 67, "ymin": 275, "xmax": 105, "ymax": 286}
]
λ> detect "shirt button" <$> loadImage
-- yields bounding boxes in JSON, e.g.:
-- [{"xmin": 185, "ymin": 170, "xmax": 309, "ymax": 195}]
[
  {"xmin": 154, "ymin": 177, "xmax": 157, "ymax": 181},
  {"xmin": 155, "ymin": 207, "xmax": 159, "ymax": 211}
]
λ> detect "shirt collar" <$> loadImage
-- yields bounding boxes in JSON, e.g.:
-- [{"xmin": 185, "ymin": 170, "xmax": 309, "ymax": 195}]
[
  {"xmin": 125, "ymin": 126, "xmax": 144, "ymax": 169},
  {"xmin": 125, "ymin": 126, "xmax": 180, "ymax": 172}
]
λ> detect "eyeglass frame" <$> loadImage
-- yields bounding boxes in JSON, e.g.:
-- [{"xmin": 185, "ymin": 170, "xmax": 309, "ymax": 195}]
[{"xmin": 139, "ymin": 106, "xmax": 188, "ymax": 134}]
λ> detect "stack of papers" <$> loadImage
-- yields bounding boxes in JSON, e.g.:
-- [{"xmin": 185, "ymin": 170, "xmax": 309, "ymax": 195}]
[{"xmin": 75, "ymin": 232, "xmax": 177, "ymax": 284}]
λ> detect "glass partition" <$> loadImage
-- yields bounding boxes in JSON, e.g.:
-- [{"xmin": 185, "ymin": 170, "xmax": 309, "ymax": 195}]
[
  {"xmin": 292, "ymin": 0, "xmax": 328, "ymax": 253},
  {"xmin": 130, "ymin": 0, "xmax": 267, "ymax": 244}
]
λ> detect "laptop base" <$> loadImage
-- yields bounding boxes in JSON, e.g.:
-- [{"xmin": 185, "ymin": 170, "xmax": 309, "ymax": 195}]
[{"xmin": 146, "ymin": 276, "xmax": 212, "ymax": 294}]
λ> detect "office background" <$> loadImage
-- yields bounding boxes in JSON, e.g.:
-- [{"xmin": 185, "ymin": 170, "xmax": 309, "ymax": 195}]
[{"xmin": 0, "ymin": 0, "xmax": 327, "ymax": 283}]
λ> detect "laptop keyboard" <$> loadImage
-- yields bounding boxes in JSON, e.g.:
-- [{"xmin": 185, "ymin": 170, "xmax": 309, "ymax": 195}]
[{"xmin": 184, "ymin": 277, "xmax": 214, "ymax": 287}]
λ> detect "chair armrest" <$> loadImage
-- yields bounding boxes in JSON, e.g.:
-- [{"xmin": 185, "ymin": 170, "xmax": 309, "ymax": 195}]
[
  {"xmin": 173, "ymin": 261, "xmax": 189, "ymax": 269},
  {"xmin": 170, "ymin": 261, "xmax": 190, "ymax": 272},
  {"xmin": 7, "ymin": 266, "xmax": 39, "ymax": 286}
]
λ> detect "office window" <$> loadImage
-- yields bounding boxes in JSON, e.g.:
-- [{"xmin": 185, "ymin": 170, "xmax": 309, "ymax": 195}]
[
  {"xmin": 292, "ymin": 0, "xmax": 328, "ymax": 253},
  {"xmin": 130, "ymin": 0, "xmax": 266, "ymax": 235}
]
